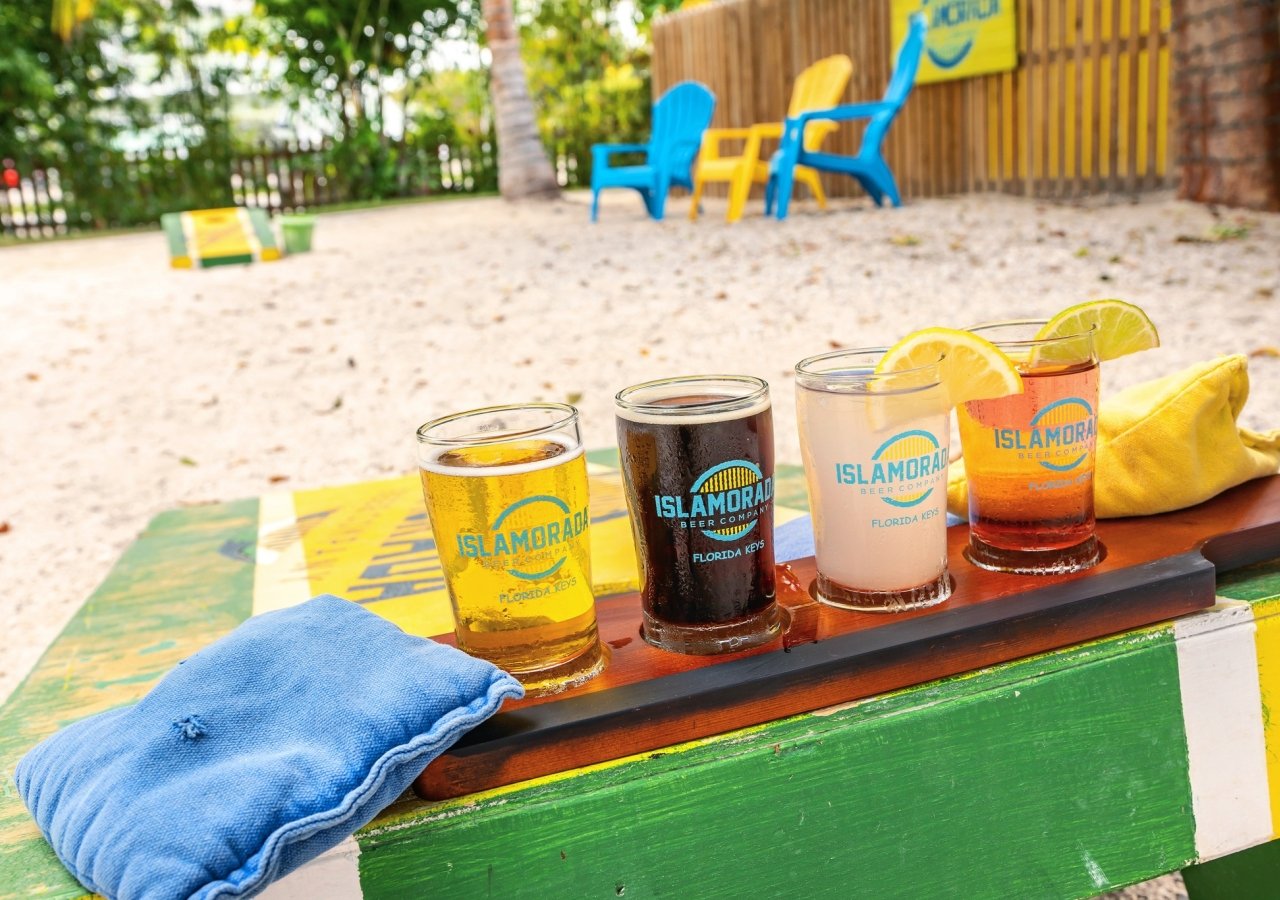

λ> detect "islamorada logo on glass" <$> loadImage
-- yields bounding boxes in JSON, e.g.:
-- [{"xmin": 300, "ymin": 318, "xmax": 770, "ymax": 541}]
[
  {"xmin": 653, "ymin": 459, "xmax": 773, "ymax": 541},
  {"xmin": 454, "ymin": 494, "xmax": 589, "ymax": 580},
  {"xmin": 993, "ymin": 397, "xmax": 1096, "ymax": 472},
  {"xmin": 834, "ymin": 429, "xmax": 948, "ymax": 508}
]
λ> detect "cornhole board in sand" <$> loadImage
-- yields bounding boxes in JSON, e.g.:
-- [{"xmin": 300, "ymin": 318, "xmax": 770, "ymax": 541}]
[
  {"xmin": 3, "ymin": 459, "xmax": 1280, "ymax": 898},
  {"xmin": 161, "ymin": 207, "xmax": 282, "ymax": 269}
]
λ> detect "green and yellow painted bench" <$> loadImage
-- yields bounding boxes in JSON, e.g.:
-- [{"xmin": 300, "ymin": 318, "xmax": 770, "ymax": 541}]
[{"xmin": 2, "ymin": 455, "xmax": 1279, "ymax": 898}]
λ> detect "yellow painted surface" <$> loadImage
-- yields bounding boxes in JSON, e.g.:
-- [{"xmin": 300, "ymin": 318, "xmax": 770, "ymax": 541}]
[
  {"xmin": 1136, "ymin": 49, "xmax": 1150, "ymax": 176},
  {"xmin": 1082, "ymin": 61, "xmax": 1095, "ymax": 179},
  {"xmin": 1252, "ymin": 595, "xmax": 1280, "ymax": 835},
  {"xmin": 1064, "ymin": 60, "xmax": 1077, "ymax": 180},
  {"xmin": 252, "ymin": 491, "xmax": 312, "ymax": 616},
  {"xmin": 186, "ymin": 208, "xmax": 255, "ymax": 261},
  {"xmin": 1099, "ymin": 58, "xmax": 1113, "ymax": 178},
  {"xmin": 1017, "ymin": 55, "xmax": 1028, "ymax": 182},
  {"xmin": 251, "ymin": 472, "xmax": 639, "ymax": 636},
  {"xmin": 1156, "ymin": 46, "xmax": 1170, "ymax": 175},
  {"xmin": 987, "ymin": 78, "xmax": 1000, "ymax": 184},
  {"xmin": 1118, "ymin": 54, "xmax": 1131, "ymax": 178},
  {"xmin": 892, "ymin": 0, "xmax": 1017, "ymax": 85}
]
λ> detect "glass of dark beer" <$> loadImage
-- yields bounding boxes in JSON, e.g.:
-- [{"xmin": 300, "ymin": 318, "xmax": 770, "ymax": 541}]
[{"xmin": 615, "ymin": 375, "xmax": 782, "ymax": 655}]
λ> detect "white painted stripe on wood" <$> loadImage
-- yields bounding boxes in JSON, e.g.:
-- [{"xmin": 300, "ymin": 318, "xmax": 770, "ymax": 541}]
[
  {"xmin": 258, "ymin": 836, "xmax": 363, "ymax": 899},
  {"xmin": 1174, "ymin": 599, "xmax": 1273, "ymax": 861},
  {"xmin": 251, "ymin": 491, "xmax": 314, "ymax": 616}
]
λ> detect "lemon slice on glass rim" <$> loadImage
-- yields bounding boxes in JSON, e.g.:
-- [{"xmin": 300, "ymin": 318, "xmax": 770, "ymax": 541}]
[
  {"xmin": 1034, "ymin": 299, "xmax": 1160, "ymax": 361},
  {"xmin": 875, "ymin": 327, "xmax": 1024, "ymax": 408}
]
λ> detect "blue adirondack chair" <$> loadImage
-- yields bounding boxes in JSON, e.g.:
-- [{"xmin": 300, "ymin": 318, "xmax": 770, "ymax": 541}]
[
  {"xmin": 766, "ymin": 15, "xmax": 927, "ymax": 220},
  {"xmin": 590, "ymin": 81, "xmax": 716, "ymax": 222}
]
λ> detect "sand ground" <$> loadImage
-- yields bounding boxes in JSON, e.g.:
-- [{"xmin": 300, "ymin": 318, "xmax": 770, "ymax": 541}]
[{"xmin": 4, "ymin": 190, "xmax": 1278, "ymax": 898}]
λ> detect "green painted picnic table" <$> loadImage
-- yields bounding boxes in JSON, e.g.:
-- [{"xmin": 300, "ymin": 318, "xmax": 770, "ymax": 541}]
[{"xmin": 2, "ymin": 456, "xmax": 1279, "ymax": 899}]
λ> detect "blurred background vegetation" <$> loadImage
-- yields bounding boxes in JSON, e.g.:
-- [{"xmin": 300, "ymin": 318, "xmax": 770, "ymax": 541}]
[{"xmin": 1, "ymin": 0, "xmax": 681, "ymax": 234}]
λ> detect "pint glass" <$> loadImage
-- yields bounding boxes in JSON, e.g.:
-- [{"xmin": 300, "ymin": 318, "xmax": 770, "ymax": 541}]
[
  {"xmin": 416, "ymin": 403, "xmax": 604, "ymax": 694},
  {"xmin": 795, "ymin": 348, "xmax": 952, "ymax": 611},
  {"xmin": 615, "ymin": 376, "xmax": 782, "ymax": 654},
  {"xmin": 957, "ymin": 321, "xmax": 1101, "ymax": 574}
]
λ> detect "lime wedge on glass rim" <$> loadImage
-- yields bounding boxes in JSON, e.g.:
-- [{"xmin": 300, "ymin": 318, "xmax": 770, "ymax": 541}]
[
  {"xmin": 875, "ymin": 327, "xmax": 1024, "ymax": 408},
  {"xmin": 1034, "ymin": 299, "xmax": 1160, "ymax": 361}
]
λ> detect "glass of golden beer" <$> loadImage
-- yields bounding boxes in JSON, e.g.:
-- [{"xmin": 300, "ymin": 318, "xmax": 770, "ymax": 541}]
[
  {"xmin": 956, "ymin": 321, "xmax": 1101, "ymax": 575},
  {"xmin": 416, "ymin": 403, "xmax": 604, "ymax": 695}
]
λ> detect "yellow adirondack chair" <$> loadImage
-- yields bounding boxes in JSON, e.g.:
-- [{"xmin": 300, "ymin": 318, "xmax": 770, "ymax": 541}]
[{"xmin": 690, "ymin": 55, "xmax": 853, "ymax": 223}]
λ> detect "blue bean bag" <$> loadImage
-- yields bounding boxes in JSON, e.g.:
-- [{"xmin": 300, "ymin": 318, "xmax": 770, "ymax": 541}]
[{"xmin": 14, "ymin": 594, "xmax": 522, "ymax": 900}]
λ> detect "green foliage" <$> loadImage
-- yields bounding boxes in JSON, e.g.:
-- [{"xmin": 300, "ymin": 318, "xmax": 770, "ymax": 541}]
[
  {"xmin": 248, "ymin": 0, "xmax": 476, "ymax": 136},
  {"xmin": 0, "ymin": 1, "xmax": 138, "ymax": 160},
  {"xmin": 511, "ymin": 0, "xmax": 652, "ymax": 183},
  {"xmin": 3, "ymin": 0, "xmax": 669, "ymax": 234},
  {"xmin": 408, "ymin": 67, "xmax": 497, "ymax": 191}
]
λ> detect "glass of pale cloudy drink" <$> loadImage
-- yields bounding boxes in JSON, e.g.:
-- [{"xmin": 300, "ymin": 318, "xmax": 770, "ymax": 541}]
[
  {"xmin": 416, "ymin": 403, "xmax": 604, "ymax": 695},
  {"xmin": 795, "ymin": 348, "xmax": 952, "ymax": 611}
]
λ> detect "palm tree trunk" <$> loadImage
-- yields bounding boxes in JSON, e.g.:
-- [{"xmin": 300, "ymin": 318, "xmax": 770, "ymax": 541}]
[{"xmin": 482, "ymin": 0, "xmax": 560, "ymax": 200}]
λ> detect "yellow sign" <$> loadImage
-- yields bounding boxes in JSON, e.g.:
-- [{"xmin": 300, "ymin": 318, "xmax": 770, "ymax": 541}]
[{"xmin": 892, "ymin": 0, "xmax": 1017, "ymax": 84}]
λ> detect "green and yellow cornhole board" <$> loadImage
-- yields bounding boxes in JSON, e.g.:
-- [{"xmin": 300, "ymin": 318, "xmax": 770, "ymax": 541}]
[
  {"xmin": 3, "ymin": 456, "xmax": 1280, "ymax": 898},
  {"xmin": 161, "ymin": 207, "xmax": 282, "ymax": 269}
]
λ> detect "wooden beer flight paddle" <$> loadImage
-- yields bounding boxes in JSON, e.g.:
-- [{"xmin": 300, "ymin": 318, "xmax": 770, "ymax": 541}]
[{"xmin": 415, "ymin": 474, "xmax": 1280, "ymax": 801}]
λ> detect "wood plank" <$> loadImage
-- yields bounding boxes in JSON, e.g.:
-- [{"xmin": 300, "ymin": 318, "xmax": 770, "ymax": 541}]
[
  {"xmin": 1155, "ymin": 0, "xmax": 1172, "ymax": 181},
  {"xmin": 1018, "ymin": 0, "xmax": 1032, "ymax": 191},
  {"xmin": 923, "ymin": 86, "xmax": 937, "ymax": 197},
  {"xmin": 1126, "ymin": 0, "xmax": 1144, "ymax": 189},
  {"xmin": 416, "ymin": 476, "xmax": 1280, "ymax": 800},
  {"xmin": 1236, "ymin": 574, "xmax": 1280, "ymax": 837},
  {"xmin": 1173, "ymin": 602, "xmax": 1273, "ymax": 860},
  {"xmin": 1099, "ymin": 0, "xmax": 1114, "ymax": 183},
  {"xmin": 1156, "ymin": 38, "xmax": 1171, "ymax": 181},
  {"xmin": 650, "ymin": 0, "xmax": 1175, "ymax": 202},
  {"xmin": 1003, "ymin": 68, "xmax": 1016, "ymax": 186},
  {"xmin": 371, "ymin": 625, "xmax": 1200, "ymax": 898},
  {"xmin": 983, "ymin": 75, "xmax": 993, "ymax": 192},
  {"xmin": 1048, "ymin": 0, "xmax": 1062, "ymax": 195},
  {"xmin": 1063, "ymin": 0, "xmax": 1078, "ymax": 196},
  {"xmin": 1116, "ymin": 0, "xmax": 1132, "ymax": 185},
  {"xmin": 1076, "ymin": 0, "xmax": 1089, "ymax": 196},
  {"xmin": 1142, "ymin": 0, "xmax": 1161, "ymax": 187},
  {"xmin": 1032, "ymin": 0, "xmax": 1048, "ymax": 194},
  {"xmin": 1083, "ymin": 0, "xmax": 1099, "ymax": 189}
]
